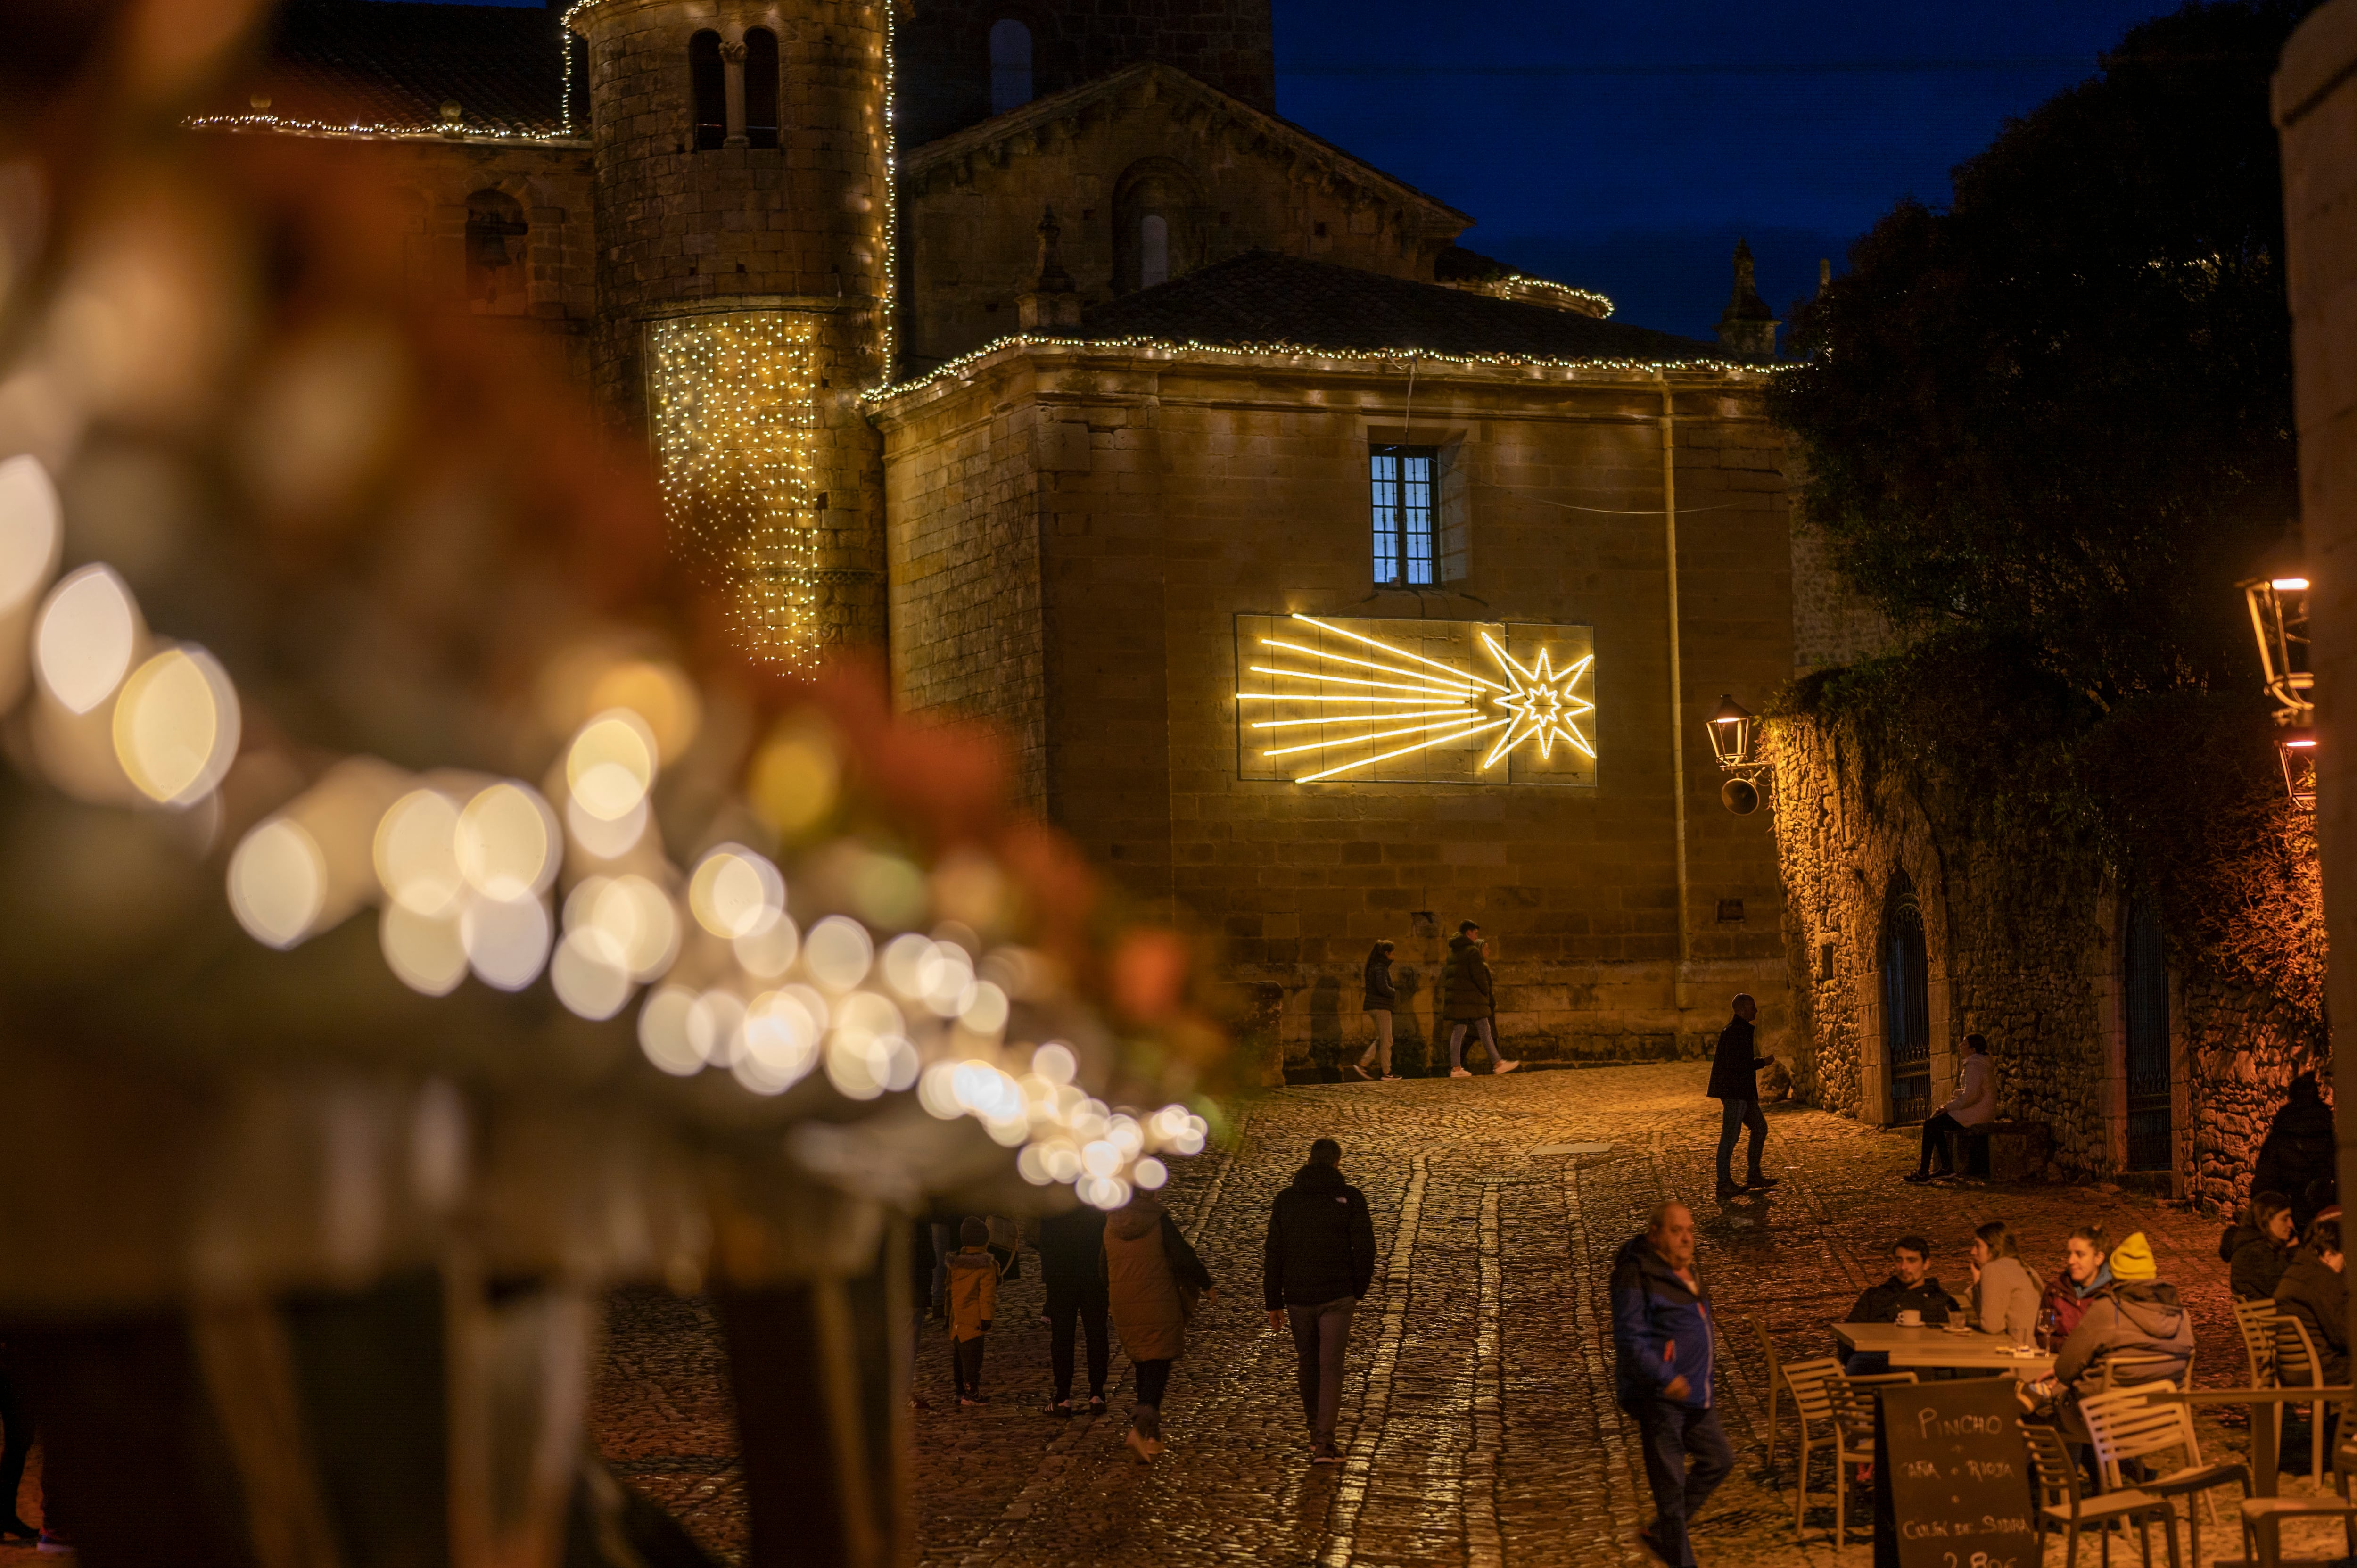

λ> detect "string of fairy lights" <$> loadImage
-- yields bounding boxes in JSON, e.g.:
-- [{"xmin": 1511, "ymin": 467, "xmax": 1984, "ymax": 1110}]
[
  {"xmin": 648, "ymin": 313, "xmax": 824, "ymax": 671},
  {"xmin": 868, "ymin": 334, "xmax": 1778, "ymax": 404}
]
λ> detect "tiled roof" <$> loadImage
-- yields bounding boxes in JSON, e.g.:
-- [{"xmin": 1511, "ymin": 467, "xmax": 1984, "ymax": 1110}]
[
  {"xmin": 1081, "ymin": 251, "xmax": 1716, "ymax": 363},
  {"xmin": 195, "ymin": 0, "xmax": 579, "ymax": 140}
]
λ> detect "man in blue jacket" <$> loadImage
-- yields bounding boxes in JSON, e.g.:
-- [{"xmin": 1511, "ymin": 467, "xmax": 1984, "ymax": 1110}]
[{"xmin": 1612, "ymin": 1201, "xmax": 1733, "ymax": 1567}]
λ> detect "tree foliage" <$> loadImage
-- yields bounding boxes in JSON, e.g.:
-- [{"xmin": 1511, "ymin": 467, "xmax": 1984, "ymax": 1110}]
[{"xmin": 1768, "ymin": 0, "xmax": 2311, "ymax": 704}]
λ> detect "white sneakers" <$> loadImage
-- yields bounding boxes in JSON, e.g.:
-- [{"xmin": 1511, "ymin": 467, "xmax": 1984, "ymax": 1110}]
[
  {"xmin": 1450, "ymin": 1063, "xmax": 1521, "ymax": 1078},
  {"xmin": 1449, "ymin": 1067, "xmax": 1473, "ymax": 1078}
]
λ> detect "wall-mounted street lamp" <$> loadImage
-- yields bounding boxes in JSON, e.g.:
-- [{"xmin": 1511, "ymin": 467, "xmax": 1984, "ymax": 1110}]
[
  {"xmin": 2240, "ymin": 548, "xmax": 2316, "ymax": 807},
  {"xmin": 1707, "ymin": 694, "xmax": 1771, "ymax": 815}
]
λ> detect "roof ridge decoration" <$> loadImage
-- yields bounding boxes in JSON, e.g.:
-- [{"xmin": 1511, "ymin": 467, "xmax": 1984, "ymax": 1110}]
[
  {"xmin": 865, "ymin": 332, "xmax": 1780, "ymax": 406},
  {"xmin": 901, "ymin": 60, "xmax": 1470, "ymax": 231}
]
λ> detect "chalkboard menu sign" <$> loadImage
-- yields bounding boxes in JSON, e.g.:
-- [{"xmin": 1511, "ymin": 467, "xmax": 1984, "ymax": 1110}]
[{"xmin": 1872, "ymin": 1378, "xmax": 2038, "ymax": 1568}]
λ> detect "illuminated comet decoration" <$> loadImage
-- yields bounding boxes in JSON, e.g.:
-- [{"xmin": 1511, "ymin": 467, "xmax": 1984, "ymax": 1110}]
[{"xmin": 1235, "ymin": 614, "xmax": 1597, "ymax": 784}]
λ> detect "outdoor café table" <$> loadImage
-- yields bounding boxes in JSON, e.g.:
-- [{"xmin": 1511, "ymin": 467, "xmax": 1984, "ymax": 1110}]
[
  {"xmin": 2151, "ymin": 1388, "xmax": 2356, "ymax": 1568},
  {"xmin": 1832, "ymin": 1320, "xmax": 2057, "ymax": 1375}
]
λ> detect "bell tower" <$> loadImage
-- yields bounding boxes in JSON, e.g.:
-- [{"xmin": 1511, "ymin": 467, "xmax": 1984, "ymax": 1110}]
[{"xmin": 571, "ymin": 0, "xmax": 893, "ymax": 665}]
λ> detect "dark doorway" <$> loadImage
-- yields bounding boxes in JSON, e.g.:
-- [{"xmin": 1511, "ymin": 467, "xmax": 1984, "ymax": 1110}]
[
  {"xmin": 1882, "ymin": 874, "xmax": 1931, "ymax": 1123},
  {"xmin": 2124, "ymin": 896, "xmax": 2172, "ymax": 1171}
]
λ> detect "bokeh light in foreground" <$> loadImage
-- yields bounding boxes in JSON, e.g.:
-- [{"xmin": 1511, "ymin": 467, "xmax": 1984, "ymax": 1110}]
[
  {"xmin": 34, "ymin": 564, "xmax": 138, "ymax": 714},
  {"xmin": 112, "ymin": 645, "xmax": 239, "ymax": 805},
  {"xmin": 227, "ymin": 816, "xmax": 327, "ymax": 949}
]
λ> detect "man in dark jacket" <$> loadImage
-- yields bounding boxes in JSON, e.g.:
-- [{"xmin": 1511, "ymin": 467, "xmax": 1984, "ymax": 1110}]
[
  {"xmin": 1354, "ymin": 940, "xmax": 1398, "ymax": 1081},
  {"xmin": 1441, "ymin": 922, "xmax": 1519, "ymax": 1078},
  {"xmin": 1841, "ymin": 1236, "xmax": 1954, "ymax": 1372},
  {"xmin": 2257, "ymin": 1073, "xmax": 2339, "ymax": 1230},
  {"xmin": 1707, "ymin": 994, "xmax": 1776, "ymax": 1198},
  {"xmin": 1038, "ymin": 1203, "xmax": 1111, "ymax": 1415},
  {"xmin": 1612, "ymin": 1201, "xmax": 1732, "ymax": 1568},
  {"xmin": 1264, "ymin": 1139, "xmax": 1378, "ymax": 1462},
  {"xmin": 2275, "ymin": 1217, "xmax": 2349, "ymax": 1384}
]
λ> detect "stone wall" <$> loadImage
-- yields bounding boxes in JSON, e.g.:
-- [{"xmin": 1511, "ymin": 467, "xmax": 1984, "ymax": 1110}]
[
  {"xmin": 896, "ymin": 0, "xmax": 1277, "ymax": 146},
  {"xmin": 1770, "ymin": 706, "xmax": 2328, "ymax": 1208},
  {"xmin": 1789, "ymin": 511, "xmax": 1899, "ymax": 673},
  {"xmin": 877, "ymin": 346, "xmax": 1793, "ymax": 1075},
  {"xmin": 898, "ymin": 66, "xmax": 1467, "ymax": 370}
]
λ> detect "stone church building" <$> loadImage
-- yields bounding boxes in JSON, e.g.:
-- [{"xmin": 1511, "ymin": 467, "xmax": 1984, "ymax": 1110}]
[{"xmin": 204, "ymin": 0, "xmax": 1805, "ymax": 1080}]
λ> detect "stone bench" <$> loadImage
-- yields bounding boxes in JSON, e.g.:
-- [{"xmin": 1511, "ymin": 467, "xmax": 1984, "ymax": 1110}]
[{"xmin": 1945, "ymin": 1121, "xmax": 2051, "ymax": 1181}]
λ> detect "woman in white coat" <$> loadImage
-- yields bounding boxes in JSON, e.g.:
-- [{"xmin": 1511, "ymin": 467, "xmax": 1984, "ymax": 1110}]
[{"xmin": 1905, "ymin": 1033, "xmax": 1996, "ymax": 1183}]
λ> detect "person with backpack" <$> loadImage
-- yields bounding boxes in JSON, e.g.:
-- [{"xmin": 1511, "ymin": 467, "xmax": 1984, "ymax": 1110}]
[{"xmin": 1105, "ymin": 1188, "xmax": 1215, "ymax": 1462}]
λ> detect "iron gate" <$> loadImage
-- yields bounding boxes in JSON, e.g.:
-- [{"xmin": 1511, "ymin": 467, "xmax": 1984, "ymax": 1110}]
[
  {"xmin": 1883, "ymin": 877, "xmax": 1931, "ymax": 1123},
  {"xmin": 2124, "ymin": 897, "xmax": 2172, "ymax": 1172}
]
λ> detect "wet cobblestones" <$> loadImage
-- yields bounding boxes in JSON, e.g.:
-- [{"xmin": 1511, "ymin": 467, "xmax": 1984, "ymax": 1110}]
[{"xmin": 590, "ymin": 1062, "xmax": 2342, "ymax": 1567}]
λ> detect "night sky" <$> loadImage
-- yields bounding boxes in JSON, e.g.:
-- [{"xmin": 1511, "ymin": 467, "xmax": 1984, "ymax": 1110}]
[{"xmin": 428, "ymin": 0, "xmax": 2181, "ymax": 339}]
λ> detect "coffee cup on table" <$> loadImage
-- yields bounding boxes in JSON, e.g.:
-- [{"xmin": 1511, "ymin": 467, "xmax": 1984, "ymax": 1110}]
[{"xmin": 1895, "ymin": 1309, "xmax": 1922, "ymax": 1327}]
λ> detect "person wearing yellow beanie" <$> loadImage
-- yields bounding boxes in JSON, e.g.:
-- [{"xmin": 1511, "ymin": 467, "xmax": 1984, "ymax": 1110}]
[{"xmin": 2108, "ymin": 1231, "xmax": 2158, "ymax": 1282}]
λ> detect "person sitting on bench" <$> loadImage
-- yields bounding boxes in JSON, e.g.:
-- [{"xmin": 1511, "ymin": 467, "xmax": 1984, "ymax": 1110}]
[{"xmin": 1905, "ymin": 1034, "xmax": 1995, "ymax": 1184}]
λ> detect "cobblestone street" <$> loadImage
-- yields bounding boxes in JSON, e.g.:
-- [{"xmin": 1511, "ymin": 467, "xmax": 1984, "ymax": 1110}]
[{"xmin": 592, "ymin": 1062, "xmax": 2350, "ymax": 1566}]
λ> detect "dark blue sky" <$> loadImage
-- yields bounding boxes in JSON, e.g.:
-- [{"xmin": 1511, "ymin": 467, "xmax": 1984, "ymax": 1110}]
[{"xmin": 436, "ymin": 0, "xmax": 2179, "ymax": 338}]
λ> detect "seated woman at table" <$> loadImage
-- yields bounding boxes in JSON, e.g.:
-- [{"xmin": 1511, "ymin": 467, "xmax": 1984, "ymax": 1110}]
[
  {"xmin": 2035, "ymin": 1231, "xmax": 2193, "ymax": 1433},
  {"xmin": 1965, "ymin": 1221, "xmax": 2039, "ymax": 1347},
  {"xmin": 2229, "ymin": 1191, "xmax": 2298, "ymax": 1301},
  {"xmin": 2039, "ymin": 1224, "xmax": 2111, "ymax": 1339},
  {"xmin": 2273, "ymin": 1216, "xmax": 2349, "ymax": 1384}
]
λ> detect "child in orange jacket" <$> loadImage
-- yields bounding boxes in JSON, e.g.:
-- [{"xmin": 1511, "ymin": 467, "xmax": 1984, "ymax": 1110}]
[{"xmin": 947, "ymin": 1215, "xmax": 999, "ymax": 1405}]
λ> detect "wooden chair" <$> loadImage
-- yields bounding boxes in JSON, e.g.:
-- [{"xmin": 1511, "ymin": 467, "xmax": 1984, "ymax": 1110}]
[
  {"xmin": 1824, "ymin": 1372, "xmax": 1917, "ymax": 1545},
  {"xmin": 2273, "ymin": 1315, "xmax": 2334, "ymax": 1485},
  {"xmin": 1777, "ymin": 1356, "xmax": 1843, "ymax": 1529},
  {"xmin": 2021, "ymin": 1419, "xmax": 2180, "ymax": 1568},
  {"xmin": 2079, "ymin": 1383, "xmax": 2250, "ymax": 1565}
]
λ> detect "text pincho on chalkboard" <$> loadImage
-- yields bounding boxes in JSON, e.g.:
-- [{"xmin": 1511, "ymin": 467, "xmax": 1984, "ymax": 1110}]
[{"xmin": 1872, "ymin": 1377, "xmax": 2038, "ymax": 1568}]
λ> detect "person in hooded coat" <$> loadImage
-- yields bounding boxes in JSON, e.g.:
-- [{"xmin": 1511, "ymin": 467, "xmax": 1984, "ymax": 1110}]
[
  {"xmin": 1440, "ymin": 921, "xmax": 1518, "ymax": 1078},
  {"xmin": 2044, "ymin": 1231, "xmax": 2193, "ymax": 1435},
  {"xmin": 1264, "ymin": 1138, "xmax": 1377, "ymax": 1462},
  {"xmin": 1104, "ymin": 1188, "xmax": 1215, "ymax": 1462},
  {"xmin": 2256, "ymin": 1074, "xmax": 2339, "ymax": 1231}
]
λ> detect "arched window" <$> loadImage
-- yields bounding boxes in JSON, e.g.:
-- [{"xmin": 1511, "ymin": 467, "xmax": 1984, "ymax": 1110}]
[
  {"xmin": 689, "ymin": 30, "xmax": 725, "ymax": 150},
  {"xmin": 1881, "ymin": 872, "xmax": 1930, "ymax": 1123},
  {"xmin": 1113, "ymin": 158, "xmax": 1198, "ymax": 293},
  {"xmin": 743, "ymin": 27, "xmax": 780, "ymax": 149},
  {"xmin": 989, "ymin": 19, "xmax": 1033, "ymax": 115},
  {"xmin": 2123, "ymin": 896, "xmax": 2171, "ymax": 1171},
  {"xmin": 1138, "ymin": 214, "xmax": 1170, "ymax": 288},
  {"xmin": 463, "ymin": 190, "xmax": 528, "ymax": 315}
]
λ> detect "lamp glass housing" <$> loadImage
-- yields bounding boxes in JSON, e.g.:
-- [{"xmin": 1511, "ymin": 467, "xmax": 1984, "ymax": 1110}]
[
  {"xmin": 2279, "ymin": 727, "xmax": 2317, "ymax": 809},
  {"xmin": 1706, "ymin": 695, "xmax": 1755, "ymax": 769}
]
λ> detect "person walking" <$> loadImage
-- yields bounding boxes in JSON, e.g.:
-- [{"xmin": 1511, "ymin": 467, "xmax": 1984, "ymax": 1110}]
[
  {"xmin": 1263, "ymin": 1137, "xmax": 1377, "ymax": 1463},
  {"xmin": 1353, "ymin": 940, "xmax": 1399, "ymax": 1081},
  {"xmin": 1905, "ymin": 1033, "xmax": 1996, "ymax": 1183},
  {"xmin": 1038, "ymin": 1201, "xmax": 1111, "ymax": 1416},
  {"xmin": 1706, "ymin": 994, "xmax": 1776, "ymax": 1198},
  {"xmin": 945, "ymin": 1216, "xmax": 999, "ymax": 1405},
  {"xmin": 1105, "ymin": 1188, "xmax": 1215, "ymax": 1462},
  {"xmin": 1612, "ymin": 1200, "xmax": 1733, "ymax": 1568},
  {"xmin": 1442, "ymin": 921, "xmax": 1518, "ymax": 1079}
]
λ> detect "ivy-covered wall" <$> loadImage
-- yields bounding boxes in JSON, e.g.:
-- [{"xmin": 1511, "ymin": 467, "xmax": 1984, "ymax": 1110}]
[{"xmin": 1765, "ymin": 652, "xmax": 2326, "ymax": 1213}]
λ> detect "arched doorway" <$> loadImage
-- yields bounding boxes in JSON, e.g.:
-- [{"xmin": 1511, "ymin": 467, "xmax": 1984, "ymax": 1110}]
[
  {"xmin": 1882, "ymin": 873, "xmax": 1930, "ymax": 1122},
  {"xmin": 2123, "ymin": 896, "xmax": 2171, "ymax": 1171}
]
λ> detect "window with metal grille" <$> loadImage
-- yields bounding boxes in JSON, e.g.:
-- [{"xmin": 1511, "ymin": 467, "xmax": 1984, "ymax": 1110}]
[
  {"xmin": 1371, "ymin": 445, "xmax": 1436, "ymax": 586},
  {"xmin": 2124, "ymin": 896, "xmax": 2172, "ymax": 1171},
  {"xmin": 1882, "ymin": 875, "xmax": 1931, "ymax": 1123}
]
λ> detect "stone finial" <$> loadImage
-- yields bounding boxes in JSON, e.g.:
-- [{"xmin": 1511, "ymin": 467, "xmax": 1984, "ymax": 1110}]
[
  {"xmin": 1818, "ymin": 257, "xmax": 1832, "ymax": 294},
  {"xmin": 1018, "ymin": 205, "xmax": 1083, "ymax": 331},
  {"xmin": 1716, "ymin": 238, "xmax": 1779, "ymax": 360}
]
